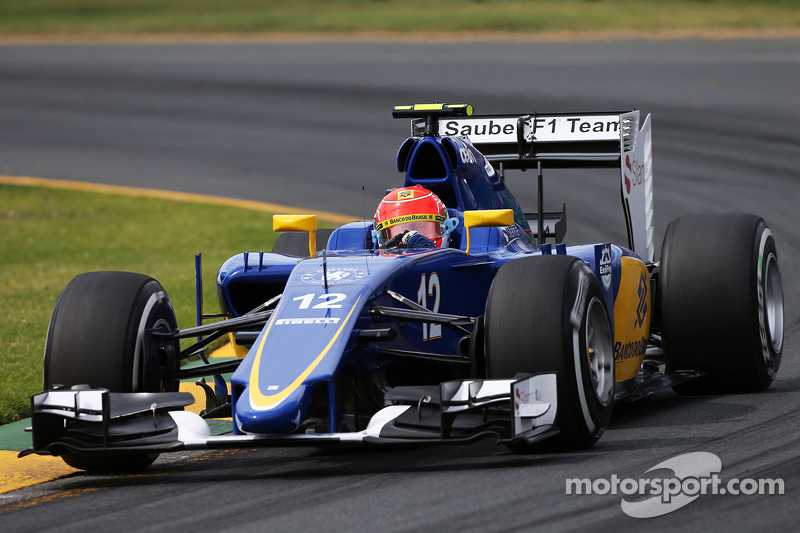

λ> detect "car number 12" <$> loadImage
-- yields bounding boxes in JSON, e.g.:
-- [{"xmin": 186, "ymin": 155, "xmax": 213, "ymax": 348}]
[
  {"xmin": 293, "ymin": 293, "xmax": 346, "ymax": 309},
  {"xmin": 417, "ymin": 273, "xmax": 441, "ymax": 340}
]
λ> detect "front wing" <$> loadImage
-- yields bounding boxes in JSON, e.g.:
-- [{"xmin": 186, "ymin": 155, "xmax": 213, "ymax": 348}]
[{"xmin": 20, "ymin": 374, "xmax": 559, "ymax": 459}]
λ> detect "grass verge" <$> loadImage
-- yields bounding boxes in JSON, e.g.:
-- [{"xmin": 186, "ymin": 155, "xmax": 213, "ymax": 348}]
[
  {"xmin": 0, "ymin": 183, "xmax": 296, "ymax": 424},
  {"xmin": 0, "ymin": 0, "xmax": 799, "ymax": 36}
]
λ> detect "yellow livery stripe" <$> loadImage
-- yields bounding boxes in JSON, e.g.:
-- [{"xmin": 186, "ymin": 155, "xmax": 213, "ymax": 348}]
[{"xmin": 249, "ymin": 296, "xmax": 361, "ymax": 409}]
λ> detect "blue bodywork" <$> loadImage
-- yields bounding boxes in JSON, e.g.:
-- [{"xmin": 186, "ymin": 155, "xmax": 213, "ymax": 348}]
[{"xmin": 215, "ymin": 134, "xmax": 636, "ymax": 436}]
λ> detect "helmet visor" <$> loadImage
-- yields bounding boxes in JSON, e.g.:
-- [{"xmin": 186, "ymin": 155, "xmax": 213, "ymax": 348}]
[{"xmin": 382, "ymin": 221, "xmax": 442, "ymax": 243}]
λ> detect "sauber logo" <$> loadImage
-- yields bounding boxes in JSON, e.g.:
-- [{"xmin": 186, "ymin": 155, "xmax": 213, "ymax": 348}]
[
  {"xmin": 635, "ymin": 272, "xmax": 648, "ymax": 329},
  {"xmin": 599, "ymin": 245, "xmax": 612, "ymax": 290},
  {"xmin": 624, "ymin": 153, "xmax": 648, "ymax": 195},
  {"xmin": 484, "ymin": 158, "xmax": 495, "ymax": 176},
  {"xmin": 301, "ymin": 268, "xmax": 367, "ymax": 285},
  {"xmin": 514, "ymin": 386, "xmax": 544, "ymax": 417},
  {"xmin": 442, "ymin": 119, "xmax": 515, "ymax": 138}
]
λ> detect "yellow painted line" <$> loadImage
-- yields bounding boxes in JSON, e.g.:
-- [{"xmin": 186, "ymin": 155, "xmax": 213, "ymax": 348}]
[
  {"xmin": 0, "ymin": 29, "xmax": 800, "ymax": 46},
  {"xmin": 0, "ymin": 451, "xmax": 77, "ymax": 495},
  {"xmin": 0, "ymin": 450, "xmax": 245, "ymax": 513},
  {"xmin": 0, "ymin": 175, "xmax": 357, "ymax": 225},
  {"xmin": 179, "ymin": 381, "xmax": 233, "ymax": 415},
  {"xmin": 0, "ymin": 382, "xmax": 229, "ymax": 497},
  {"xmin": 181, "ymin": 382, "xmax": 208, "ymax": 415},
  {"xmin": 0, "ymin": 386, "xmax": 227, "ymax": 497}
]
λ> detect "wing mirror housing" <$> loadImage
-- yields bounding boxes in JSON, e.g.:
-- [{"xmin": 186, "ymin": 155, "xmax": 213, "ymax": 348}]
[
  {"xmin": 273, "ymin": 215, "xmax": 318, "ymax": 257},
  {"xmin": 463, "ymin": 209, "xmax": 514, "ymax": 254}
]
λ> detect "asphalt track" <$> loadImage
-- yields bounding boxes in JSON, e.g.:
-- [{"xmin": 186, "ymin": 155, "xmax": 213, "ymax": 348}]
[{"xmin": 1, "ymin": 38, "xmax": 800, "ymax": 532}]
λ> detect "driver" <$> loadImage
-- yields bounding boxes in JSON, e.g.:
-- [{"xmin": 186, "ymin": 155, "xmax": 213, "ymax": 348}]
[{"xmin": 373, "ymin": 186, "xmax": 459, "ymax": 249}]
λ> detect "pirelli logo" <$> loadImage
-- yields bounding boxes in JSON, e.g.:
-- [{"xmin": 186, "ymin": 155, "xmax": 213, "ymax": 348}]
[{"xmin": 275, "ymin": 318, "xmax": 341, "ymax": 325}]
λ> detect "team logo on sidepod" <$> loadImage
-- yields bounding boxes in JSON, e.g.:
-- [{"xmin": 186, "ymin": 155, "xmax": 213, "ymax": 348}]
[
  {"xmin": 635, "ymin": 272, "xmax": 648, "ymax": 329},
  {"xmin": 599, "ymin": 245, "xmax": 612, "ymax": 290},
  {"xmin": 301, "ymin": 267, "xmax": 367, "ymax": 285}
]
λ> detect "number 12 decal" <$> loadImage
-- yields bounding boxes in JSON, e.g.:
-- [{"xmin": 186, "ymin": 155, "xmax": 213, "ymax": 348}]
[
  {"xmin": 417, "ymin": 273, "xmax": 441, "ymax": 340},
  {"xmin": 293, "ymin": 293, "xmax": 346, "ymax": 309}
]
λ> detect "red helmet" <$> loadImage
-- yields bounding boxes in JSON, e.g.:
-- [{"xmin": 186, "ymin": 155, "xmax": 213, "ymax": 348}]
[{"xmin": 374, "ymin": 186, "xmax": 447, "ymax": 247}]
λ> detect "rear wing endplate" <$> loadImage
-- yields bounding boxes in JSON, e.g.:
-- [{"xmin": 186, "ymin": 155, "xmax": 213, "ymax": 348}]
[{"xmin": 412, "ymin": 111, "xmax": 654, "ymax": 261}]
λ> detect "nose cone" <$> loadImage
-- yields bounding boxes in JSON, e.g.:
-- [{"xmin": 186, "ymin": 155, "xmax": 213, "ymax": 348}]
[
  {"xmin": 230, "ymin": 256, "xmax": 385, "ymax": 435},
  {"xmin": 234, "ymin": 383, "xmax": 310, "ymax": 434}
]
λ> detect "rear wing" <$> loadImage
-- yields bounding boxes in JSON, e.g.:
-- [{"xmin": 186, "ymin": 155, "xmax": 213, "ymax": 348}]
[{"xmin": 411, "ymin": 110, "xmax": 654, "ymax": 261}]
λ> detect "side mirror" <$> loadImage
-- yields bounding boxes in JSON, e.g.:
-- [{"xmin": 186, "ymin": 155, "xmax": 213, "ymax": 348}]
[
  {"xmin": 273, "ymin": 215, "xmax": 318, "ymax": 258},
  {"xmin": 463, "ymin": 209, "xmax": 514, "ymax": 254}
]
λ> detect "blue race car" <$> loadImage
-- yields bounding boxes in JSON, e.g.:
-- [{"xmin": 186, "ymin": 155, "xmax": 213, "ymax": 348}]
[{"xmin": 23, "ymin": 104, "xmax": 784, "ymax": 472}]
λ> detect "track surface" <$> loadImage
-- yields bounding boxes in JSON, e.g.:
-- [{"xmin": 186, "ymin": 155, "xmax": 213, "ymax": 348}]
[{"xmin": 1, "ymin": 40, "xmax": 800, "ymax": 531}]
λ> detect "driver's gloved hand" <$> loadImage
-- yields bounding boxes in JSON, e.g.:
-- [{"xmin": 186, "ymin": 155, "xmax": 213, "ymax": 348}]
[
  {"xmin": 381, "ymin": 231, "xmax": 406, "ymax": 249},
  {"xmin": 380, "ymin": 230, "xmax": 435, "ymax": 249},
  {"xmin": 401, "ymin": 230, "xmax": 435, "ymax": 249}
]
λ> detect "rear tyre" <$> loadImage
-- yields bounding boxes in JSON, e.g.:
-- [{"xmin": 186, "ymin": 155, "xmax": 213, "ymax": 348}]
[
  {"xmin": 272, "ymin": 229, "xmax": 335, "ymax": 256},
  {"xmin": 662, "ymin": 214, "xmax": 783, "ymax": 394},
  {"xmin": 44, "ymin": 271, "xmax": 180, "ymax": 472},
  {"xmin": 485, "ymin": 256, "xmax": 614, "ymax": 451}
]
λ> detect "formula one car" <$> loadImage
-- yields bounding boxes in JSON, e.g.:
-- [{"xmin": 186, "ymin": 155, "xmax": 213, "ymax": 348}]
[{"xmin": 22, "ymin": 104, "xmax": 784, "ymax": 472}]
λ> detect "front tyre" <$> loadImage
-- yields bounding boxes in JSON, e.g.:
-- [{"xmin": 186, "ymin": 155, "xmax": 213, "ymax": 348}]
[
  {"xmin": 485, "ymin": 256, "xmax": 614, "ymax": 450},
  {"xmin": 662, "ymin": 214, "xmax": 784, "ymax": 393},
  {"xmin": 43, "ymin": 271, "xmax": 180, "ymax": 472}
]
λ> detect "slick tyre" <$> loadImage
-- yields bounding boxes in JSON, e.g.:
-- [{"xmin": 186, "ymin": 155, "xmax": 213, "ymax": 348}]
[
  {"xmin": 43, "ymin": 271, "xmax": 180, "ymax": 472},
  {"xmin": 662, "ymin": 214, "xmax": 784, "ymax": 393},
  {"xmin": 485, "ymin": 256, "xmax": 614, "ymax": 451}
]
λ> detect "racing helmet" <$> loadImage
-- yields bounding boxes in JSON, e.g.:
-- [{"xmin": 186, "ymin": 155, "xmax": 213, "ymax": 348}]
[{"xmin": 374, "ymin": 186, "xmax": 448, "ymax": 247}]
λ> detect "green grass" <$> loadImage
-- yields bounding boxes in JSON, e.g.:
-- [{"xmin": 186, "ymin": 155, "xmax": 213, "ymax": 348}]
[
  {"xmin": 0, "ymin": 184, "xmax": 290, "ymax": 424},
  {"xmin": 0, "ymin": 0, "xmax": 799, "ymax": 35}
]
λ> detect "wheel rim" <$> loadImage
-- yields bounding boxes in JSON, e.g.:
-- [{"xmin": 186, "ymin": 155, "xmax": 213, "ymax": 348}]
[
  {"xmin": 134, "ymin": 293, "xmax": 179, "ymax": 392},
  {"xmin": 764, "ymin": 253, "xmax": 784, "ymax": 353},
  {"xmin": 585, "ymin": 297, "xmax": 614, "ymax": 406}
]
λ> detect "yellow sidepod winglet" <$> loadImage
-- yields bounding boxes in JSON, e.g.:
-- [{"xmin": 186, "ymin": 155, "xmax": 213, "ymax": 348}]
[
  {"xmin": 273, "ymin": 214, "xmax": 318, "ymax": 257},
  {"xmin": 227, "ymin": 332, "xmax": 250, "ymax": 359},
  {"xmin": 463, "ymin": 209, "xmax": 514, "ymax": 254},
  {"xmin": 249, "ymin": 295, "xmax": 361, "ymax": 410}
]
